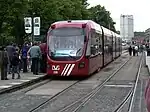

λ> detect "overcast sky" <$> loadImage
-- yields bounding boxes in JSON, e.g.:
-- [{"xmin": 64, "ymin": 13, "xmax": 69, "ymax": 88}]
[{"xmin": 88, "ymin": 0, "xmax": 150, "ymax": 32}]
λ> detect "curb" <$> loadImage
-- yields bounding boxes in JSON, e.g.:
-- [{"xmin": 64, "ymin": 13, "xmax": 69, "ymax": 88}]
[{"xmin": 0, "ymin": 75, "xmax": 47, "ymax": 95}]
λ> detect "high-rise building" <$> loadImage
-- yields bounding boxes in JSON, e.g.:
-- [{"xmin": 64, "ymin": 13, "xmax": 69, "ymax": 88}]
[{"xmin": 120, "ymin": 15, "xmax": 134, "ymax": 42}]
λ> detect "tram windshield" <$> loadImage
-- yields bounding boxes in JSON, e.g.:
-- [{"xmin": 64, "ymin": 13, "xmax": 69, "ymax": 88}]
[{"xmin": 48, "ymin": 27, "xmax": 85, "ymax": 61}]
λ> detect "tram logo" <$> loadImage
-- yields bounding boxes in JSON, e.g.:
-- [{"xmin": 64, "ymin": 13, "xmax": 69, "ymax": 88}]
[{"xmin": 52, "ymin": 65, "xmax": 60, "ymax": 71}]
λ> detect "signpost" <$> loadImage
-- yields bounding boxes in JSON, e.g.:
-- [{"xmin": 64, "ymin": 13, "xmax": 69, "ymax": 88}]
[
  {"xmin": 24, "ymin": 17, "xmax": 32, "ymax": 34},
  {"xmin": 24, "ymin": 17, "xmax": 40, "ymax": 42},
  {"xmin": 33, "ymin": 17, "xmax": 40, "ymax": 36}
]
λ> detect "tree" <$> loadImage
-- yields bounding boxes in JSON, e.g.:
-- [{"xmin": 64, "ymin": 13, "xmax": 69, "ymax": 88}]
[
  {"xmin": 0, "ymin": 0, "xmax": 117, "ymax": 45},
  {"xmin": 8, "ymin": 0, "xmax": 29, "ymax": 44},
  {"xmin": 88, "ymin": 5, "xmax": 116, "ymax": 32},
  {"xmin": 28, "ymin": 0, "xmax": 90, "ymax": 35},
  {"xmin": 0, "ymin": 0, "xmax": 29, "ymax": 45}
]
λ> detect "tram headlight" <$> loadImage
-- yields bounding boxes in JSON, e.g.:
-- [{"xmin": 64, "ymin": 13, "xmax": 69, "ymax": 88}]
[{"xmin": 78, "ymin": 62, "xmax": 85, "ymax": 68}]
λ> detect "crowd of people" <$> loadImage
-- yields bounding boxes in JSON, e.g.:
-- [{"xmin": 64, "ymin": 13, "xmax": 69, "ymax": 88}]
[
  {"xmin": 128, "ymin": 44, "xmax": 145, "ymax": 56},
  {"xmin": 0, "ymin": 41, "xmax": 47, "ymax": 80}
]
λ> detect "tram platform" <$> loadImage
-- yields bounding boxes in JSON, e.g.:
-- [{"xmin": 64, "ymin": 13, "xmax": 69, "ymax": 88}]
[{"xmin": 0, "ymin": 72, "xmax": 45, "ymax": 94}]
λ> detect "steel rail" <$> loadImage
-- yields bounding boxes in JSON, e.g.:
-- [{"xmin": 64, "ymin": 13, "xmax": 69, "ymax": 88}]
[{"xmin": 58, "ymin": 57, "xmax": 131, "ymax": 112}]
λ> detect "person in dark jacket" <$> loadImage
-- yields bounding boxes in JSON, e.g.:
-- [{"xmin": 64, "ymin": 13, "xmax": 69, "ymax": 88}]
[
  {"xmin": 11, "ymin": 52, "xmax": 21, "ymax": 79},
  {"xmin": 21, "ymin": 42, "xmax": 29, "ymax": 73},
  {"xmin": 39, "ymin": 43, "xmax": 47, "ymax": 73},
  {"xmin": 0, "ymin": 46, "xmax": 8, "ymax": 80},
  {"xmin": 128, "ymin": 46, "xmax": 132, "ymax": 56},
  {"xmin": 133, "ymin": 46, "xmax": 136, "ymax": 56},
  {"xmin": 6, "ymin": 42, "xmax": 16, "ymax": 74}
]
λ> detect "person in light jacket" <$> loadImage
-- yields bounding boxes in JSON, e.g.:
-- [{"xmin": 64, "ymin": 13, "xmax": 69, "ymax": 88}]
[{"xmin": 28, "ymin": 42, "xmax": 41, "ymax": 75}]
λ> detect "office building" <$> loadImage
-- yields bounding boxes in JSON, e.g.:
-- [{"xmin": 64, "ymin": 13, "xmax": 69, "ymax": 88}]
[{"xmin": 120, "ymin": 15, "xmax": 134, "ymax": 42}]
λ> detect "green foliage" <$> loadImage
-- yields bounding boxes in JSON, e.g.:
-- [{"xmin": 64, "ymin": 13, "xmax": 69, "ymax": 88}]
[
  {"xmin": 134, "ymin": 32, "xmax": 145, "ymax": 37},
  {"xmin": 0, "ymin": 0, "xmax": 28, "ymax": 45},
  {"xmin": 88, "ymin": 5, "xmax": 116, "ymax": 32},
  {"xmin": 0, "ymin": 0, "xmax": 116, "ymax": 46}
]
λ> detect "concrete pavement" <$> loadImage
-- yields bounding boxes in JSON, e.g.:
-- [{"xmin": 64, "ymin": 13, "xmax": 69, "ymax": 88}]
[{"xmin": 0, "ymin": 72, "xmax": 45, "ymax": 94}]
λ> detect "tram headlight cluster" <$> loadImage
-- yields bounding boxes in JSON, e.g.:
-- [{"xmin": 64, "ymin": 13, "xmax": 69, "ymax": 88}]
[{"xmin": 78, "ymin": 62, "xmax": 85, "ymax": 68}]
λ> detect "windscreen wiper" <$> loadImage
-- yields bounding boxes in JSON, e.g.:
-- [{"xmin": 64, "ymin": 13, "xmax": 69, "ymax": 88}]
[{"xmin": 76, "ymin": 48, "xmax": 82, "ymax": 55}]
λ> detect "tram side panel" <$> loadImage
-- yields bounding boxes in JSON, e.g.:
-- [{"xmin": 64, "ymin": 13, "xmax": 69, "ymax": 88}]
[
  {"xmin": 116, "ymin": 37, "xmax": 119, "ymax": 57},
  {"xmin": 108, "ymin": 34, "xmax": 113, "ymax": 62},
  {"xmin": 115, "ymin": 34, "xmax": 117, "ymax": 58},
  {"xmin": 119, "ymin": 38, "xmax": 122, "ymax": 55},
  {"xmin": 103, "ymin": 35, "xmax": 108, "ymax": 66},
  {"xmin": 89, "ymin": 30, "xmax": 103, "ymax": 74},
  {"xmin": 112, "ymin": 33, "xmax": 116, "ymax": 60},
  {"xmin": 118, "ymin": 37, "xmax": 121, "ymax": 56},
  {"xmin": 99, "ymin": 33, "xmax": 103, "ymax": 68}
]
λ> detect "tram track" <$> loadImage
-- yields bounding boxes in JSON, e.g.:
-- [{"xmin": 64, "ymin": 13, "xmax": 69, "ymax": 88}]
[
  {"xmin": 28, "ymin": 80, "xmax": 80, "ymax": 112},
  {"xmin": 27, "ymin": 57, "xmax": 130, "ymax": 112},
  {"xmin": 0, "ymin": 51, "xmax": 133, "ymax": 112},
  {"xmin": 113, "ymin": 53, "xmax": 143, "ymax": 112},
  {"xmin": 56, "ymin": 54, "xmax": 143, "ymax": 112},
  {"xmin": 56, "ymin": 57, "xmax": 132, "ymax": 112}
]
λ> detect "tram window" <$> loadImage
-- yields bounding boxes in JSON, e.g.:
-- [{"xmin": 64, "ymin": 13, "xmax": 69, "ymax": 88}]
[
  {"xmin": 51, "ymin": 27, "xmax": 84, "ymax": 36},
  {"xmin": 107, "ymin": 36, "xmax": 112, "ymax": 53},
  {"xmin": 98, "ymin": 34, "xmax": 102, "ymax": 52},
  {"xmin": 104, "ymin": 36, "xmax": 108, "ymax": 53},
  {"xmin": 91, "ymin": 32, "xmax": 99, "ymax": 55}
]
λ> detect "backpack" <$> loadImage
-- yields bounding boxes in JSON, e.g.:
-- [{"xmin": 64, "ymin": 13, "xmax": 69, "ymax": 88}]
[{"xmin": 22, "ymin": 46, "xmax": 29, "ymax": 58}]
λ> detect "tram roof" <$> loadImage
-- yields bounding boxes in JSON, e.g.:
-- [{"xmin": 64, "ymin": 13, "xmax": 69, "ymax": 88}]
[
  {"xmin": 52, "ymin": 20, "xmax": 102, "ymax": 33},
  {"xmin": 51, "ymin": 20, "xmax": 120, "ymax": 37}
]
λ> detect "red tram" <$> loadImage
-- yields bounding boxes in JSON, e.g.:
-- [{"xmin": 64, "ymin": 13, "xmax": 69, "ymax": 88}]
[{"xmin": 46, "ymin": 20, "xmax": 122, "ymax": 76}]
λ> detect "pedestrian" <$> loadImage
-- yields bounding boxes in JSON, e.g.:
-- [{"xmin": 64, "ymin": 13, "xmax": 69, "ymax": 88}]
[
  {"xmin": 139, "ymin": 45, "xmax": 143, "ymax": 53},
  {"xmin": 133, "ymin": 46, "xmax": 136, "ymax": 56},
  {"xmin": 6, "ymin": 42, "xmax": 16, "ymax": 74},
  {"xmin": 13, "ymin": 43, "xmax": 19, "ymax": 53},
  {"xmin": 39, "ymin": 42, "xmax": 47, "ymax": 73},
  {"xmin": 128, "ymin": 45, "xmax": 132, "ymax": 56},
  {"xmin": 28, "ymin": 42, "xmax": 41, "ymax": 75},
  {"xmin": 0, "ymin": 46, "xmax": 9, "ymax": 80},
  {"xmin": 10, "ymin": 52, "xmax": 21, "ymax": 79},
  {"xmin": 135, "ymin": 45, "xmax": 138, "ymax": 56},
  {"xmin": 21, "ymin": 42, "xmax": 29, "ymax": 73}
]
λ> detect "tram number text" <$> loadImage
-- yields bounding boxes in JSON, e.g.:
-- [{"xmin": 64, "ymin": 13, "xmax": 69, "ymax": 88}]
[{"xmin": 52, "ymin": 65, "xmax": 60, "ymax": 71}]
